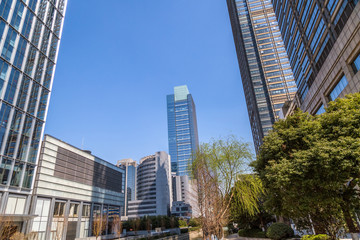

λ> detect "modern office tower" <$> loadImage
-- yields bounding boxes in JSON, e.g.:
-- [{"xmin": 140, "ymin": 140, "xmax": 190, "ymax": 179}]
[
  {"xmin": 227, "ymin": 0, "xmax": 297, "ymax": 151},
  {"xmin": 272, "ymin": 0, "xmax": 360, "ymax": 116},
  {"xmin": 0, "ymin": 0, "xmax": 67, "ymax": 230},
  {"xmin": 117, "ymin": 158, "xmax": 137, "ymax": 216},
  {"xmin": 167, "ymin": 85, "xmax": 199, "ymax": 176},
  {"xmin": 127, "ymin": 152, "xmax": 172, "ymax": 218},
  {"xmin": 31, "ymin": 135, "xmax": 125, "ymax": 239}
]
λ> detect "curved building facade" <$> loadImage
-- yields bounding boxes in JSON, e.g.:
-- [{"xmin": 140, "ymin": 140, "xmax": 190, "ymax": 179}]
[{"xmin": 128, "ymin": 151, "xmax": 172, "ymax": 218}]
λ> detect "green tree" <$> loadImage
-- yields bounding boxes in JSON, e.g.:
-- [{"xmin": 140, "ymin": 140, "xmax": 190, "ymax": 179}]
[
  {"xmin": 252, "ymin": 93, "xmax": 360, "ymax": 240},
  {"xmin": 191, "ymin": 135, "xmax": 264, "ymax": 240}
]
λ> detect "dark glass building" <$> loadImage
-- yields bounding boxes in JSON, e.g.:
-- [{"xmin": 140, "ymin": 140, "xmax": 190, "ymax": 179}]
[
  {"xmin": 272, "ymin": 0, "xmax": 360, "ymax": 116},
  {"xmin": 227, "ymin": 0, "xmax": 297, "ymax": 151},
  {"xmin": 167, "ymin": 85, "xmax": 199, "ymax": 176}
]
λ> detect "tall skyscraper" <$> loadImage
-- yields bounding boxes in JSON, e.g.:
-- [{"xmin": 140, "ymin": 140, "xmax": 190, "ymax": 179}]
[
  {"xmin": 167, "ymin": 85, "xmax": 199, "ymax": 176},
  {"xmin": 0, "ymin": 0, "xmax": 67, "ymax": 224},
  {"xmin": 272, "ymin": 0, "xmax": 360, "ymax": 116},
  {"xmin": 227, "ymin": 0, "xmax": 297, "ymax": 151}
]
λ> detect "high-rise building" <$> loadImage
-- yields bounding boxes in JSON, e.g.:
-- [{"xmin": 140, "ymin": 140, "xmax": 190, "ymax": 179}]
[
  {"xmin": 127, "ymin": 152, "xmax": 172, "ymax": 218},
  {"xmin": 0, "ymin": 0, "xmax": 67, "ymax": 226},
  {"xmin": 167, "ymin": 85, "xmax": 199, "ymax": 176},
  {"xmin": 227, "ymin": 0, "xmax": 297, "ymax": 151},
  {"xmin": 117, "ymin": 158, "xmax": 137, "ymax": 216},
  {"xmin": 272, "ymin": 0, "xmax": 360, "ymax": 116}
]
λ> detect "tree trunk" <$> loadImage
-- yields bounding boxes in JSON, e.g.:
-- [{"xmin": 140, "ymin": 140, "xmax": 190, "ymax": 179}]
[{"xmin": 342, "ymin": 205, "xmax": 359, "ymax": 240}]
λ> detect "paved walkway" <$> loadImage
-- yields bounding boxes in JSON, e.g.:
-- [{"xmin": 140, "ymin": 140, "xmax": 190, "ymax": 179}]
[{"xmin": 225, "ymin": 234, "xmax": 240, "ymax": 239}]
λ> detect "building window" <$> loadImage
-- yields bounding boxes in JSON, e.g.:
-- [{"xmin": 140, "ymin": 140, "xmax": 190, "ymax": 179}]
[
  {"xmin": 316, "ymin": 105, "xmax": 325, "ymax": 115},
  {"xmin": 69, "ymin": 203, "xmax": 79, "ymax": 217},
  {"xmin": 351, "ymin": 53, "xmax": 360, "ymax": 74},
  {"xmin": 5, "ymin": 196, "xmax": 26, "ymax": 214},
  {"xmin": 329, "ymin": 75, "xmax": 348, "ymax": 101},
  {"xmin": 53, "ymin": 202, "xmax": 66, "ymax": 217},
  {"xmin": 32, "ymin": 198, "xmax": 51, "ymax": 240}
]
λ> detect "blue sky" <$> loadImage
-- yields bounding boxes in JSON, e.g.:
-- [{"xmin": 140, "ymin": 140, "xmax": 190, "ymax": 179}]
[{"xmin": 44, "ymin": 0, "xmax": 253, "ymax": 164}]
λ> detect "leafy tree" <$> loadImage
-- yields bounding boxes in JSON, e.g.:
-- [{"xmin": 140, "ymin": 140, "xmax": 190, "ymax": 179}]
[
  {"xmin": 191, "ymin": 135, "xmax": 264, "ymax": 239},
  {"xmin": 252, "ymin": 93, "xmax": 360, "ymax": 240}
]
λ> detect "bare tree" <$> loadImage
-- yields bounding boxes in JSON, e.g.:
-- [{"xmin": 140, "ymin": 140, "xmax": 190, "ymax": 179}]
[
  {"xmin": 92, "ymin": 214, "xmax": 107, "ymax": 240},
  {"xmin": 0, "ymin": 216, "xmax": 17, "ymax": 239},
  {"xmin": 9, "ymin": 231, "xmax": 38, "ymax": 240},
  {"xmin": 112, "ymin": 215, "xmax": 123, "ymax": 237},
  {"xmin": 191, "ymin": 136, "xmax": 264, "ymax": 239}
]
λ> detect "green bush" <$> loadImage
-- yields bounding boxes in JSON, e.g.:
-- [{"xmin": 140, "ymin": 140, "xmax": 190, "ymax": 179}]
[
  {"xmin": 238, "ymin": 229, "xmax": 267, "ymax": 238},
  {"xmin": 189, "ymin": 226, "xmax": 201, "ymax": 232},
  {"xmin": 301, "ymin": 234, "xmax": 330, "ymax": 240},
  {"xmin": 266, "ymin": 223, "xmax": 294, "ymax": 240},
  {"xmin": 189, "ymin": 218, "xmax": 201, "ymax": 227},
  {"xmin": 179, "ymin": 219, "xmax": 188, "ymax": 227}
]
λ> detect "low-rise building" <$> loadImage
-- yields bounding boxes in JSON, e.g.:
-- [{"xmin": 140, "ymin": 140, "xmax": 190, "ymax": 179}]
[
  {"xmin": 172, "ymin": 175, "xmax": 199, "ymax": 217},
  {"xmin": 171, "ymin": 201, "xmax": 192, "ymax": 218},
  {"xmin": 28, "ymin": 135, "xmax": 125, "ymax": 239}
]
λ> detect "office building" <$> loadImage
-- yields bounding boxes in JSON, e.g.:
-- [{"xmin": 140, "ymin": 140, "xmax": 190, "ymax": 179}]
[
  {"xmin": 167, "ymin": 85, "xmax": 199, "ymax": 176},
  {"xmin": 117, "ymin": 158, "xmax": 137, "ymax": 216},
  {"xmin": 272, "ymin": 0, "xmax": 360, "ymax": 116},
  {"xmin": 171, "ymin": 201, "xmax": 192, "ymax": 218},
  {"xmin": 29, "ymin": 135, "xmax": 125, "ymax": 240},
  {"xmin": 127, "ymin": 152, "xmax": 172, "ymax": 219},
  {"xmin": 227, "ymin": 0, "xmax": 297, "ymax": 151},
  {"xmin": 0, "ymin": 0, "xmax": 67, "ymax": 232},
  {"xmin": 172, "ymin": 175, "xmax": 199, "ymax": 217}
]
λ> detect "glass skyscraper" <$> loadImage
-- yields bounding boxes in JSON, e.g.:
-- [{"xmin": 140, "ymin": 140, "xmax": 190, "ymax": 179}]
[
  {"xmin": 227, "ymin": 0, "xmax": 297, "ymax": 151},
  {"xmin": 272, "ymin": 0, "xmax": 359, "ymax": 113},
  {"xmin": 167, "ymin": 85, "xmax": 199, "ymax": 176},
  {"xmin": 0, "ymin": 0, "xmax": 67, "ymax": 216}
]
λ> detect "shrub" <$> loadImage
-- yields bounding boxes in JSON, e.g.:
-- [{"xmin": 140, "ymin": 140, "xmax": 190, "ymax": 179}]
[
  {"xmin": 189, "ymin": 218, "xmax": 201, "ymax": 227},
  {"xmin": 266, "ymin": 223, "xmax": 294, "ymax": 240},
  {"xmin": 190, "ymin": 226, "xmax": 201, "ymax": 232},
  {"xmin": 178, "ymin": 219, "xmax": 188, "ymax": 227},
  {"xmin": 238, "ymin": 228, "xmax": 267, "ymax": 238},
  {"xmin": 302, "ymin": 235, "xmax": 330, "ymax": 240}
]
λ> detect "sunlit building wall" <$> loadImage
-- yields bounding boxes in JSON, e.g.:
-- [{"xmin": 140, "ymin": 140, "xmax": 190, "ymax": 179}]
[
  {"xmin": 227, "ymin": 0, "xmax": 297, "ymax": 151},
  {"xmin": 272, "ymin": 0, "xmax": 360, "ymax": 115}
]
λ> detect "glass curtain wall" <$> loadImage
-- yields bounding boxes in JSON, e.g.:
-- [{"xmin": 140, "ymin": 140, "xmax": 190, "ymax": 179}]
[{"xmin": 0, "ymin": 0, "xmax": 67, "ymax": 191}]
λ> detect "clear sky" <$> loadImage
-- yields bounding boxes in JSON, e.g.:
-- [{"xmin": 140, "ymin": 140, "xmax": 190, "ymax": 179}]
[{"xmin": 44, "ymin": 0, "xmax": 254, "ymax": 164}]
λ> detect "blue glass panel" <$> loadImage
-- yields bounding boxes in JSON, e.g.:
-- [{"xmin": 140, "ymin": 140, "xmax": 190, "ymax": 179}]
[
  {"xmin": 10, "ymin": 0, "xmax": 25, "ymax": 30},
  {"xmin": 0, "ymin": 0, "xmax": 12, "ymax": 21},
  {"xmin": 0, "ymin": 103, "xmax": 11, "ymax": 150},
  {"xmin": 316, "ymin": 105, "xmax": 325, "ymax": 115},
  {"xmin": 4, "ymin": 68, "xmax": 20, "ymax": 104},
  {"xmin": 351, "ymin": 53, "xmax": 360, "ymax": 73},
  {"xmin": 0, "ymin": 59, "xmax": 9, "ymax": 95},
  {"xmin": 14, "ymin": 36, "xmax": 27, "ymax": 69},
  {"xmin": 22, "ymin": 10, "xmax": 34, "ymax": 39},
  {"xmin": 2, "ymin": 27, "xmax": 17, "ymax": 61},
  {"xmin": 0, "ymin": 20, "xmax": 6, "ymax": 40},
  {"xmin": 329, "ymin": 75, "xmax": 348, "ymax": 101}
]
